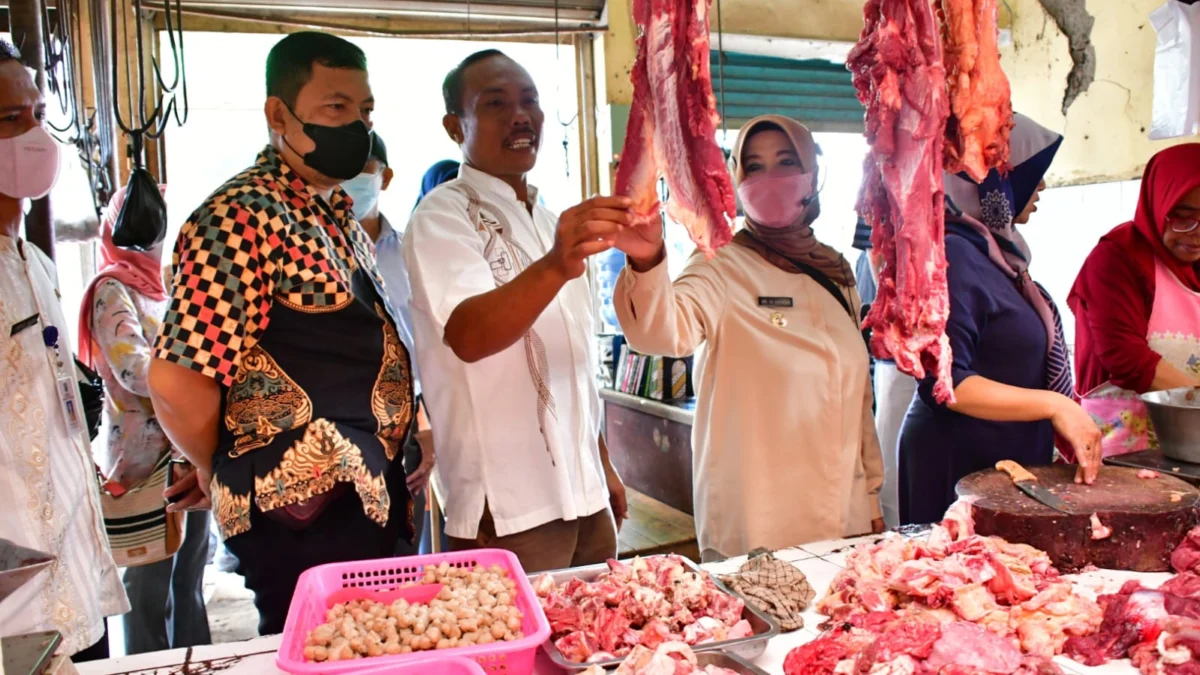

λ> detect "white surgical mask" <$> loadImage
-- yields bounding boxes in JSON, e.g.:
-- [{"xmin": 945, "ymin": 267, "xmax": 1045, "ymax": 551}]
[
  {"xmin": 343, "ymin": 171, "xmax": 383, "ymax": 221},
  {"xmin": 0, "ymin": 126, "xmax": 61, "ymax": 200}
]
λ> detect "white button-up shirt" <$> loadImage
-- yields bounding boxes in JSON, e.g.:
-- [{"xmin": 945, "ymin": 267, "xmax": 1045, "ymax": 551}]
[
  {"xmin": 373, "ymin": 214, "xmax": 420, "ymax": 396},
  {"xmin": 0, "ymin": 235, "xmax": 129, "ymax": 655},
  {"xmin": 403, "ymin": 165, "xmax": 608, "ymax": 539}
]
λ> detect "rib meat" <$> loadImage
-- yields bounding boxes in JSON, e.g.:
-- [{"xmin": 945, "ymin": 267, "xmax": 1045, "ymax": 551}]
[
  {"xmin": 849, "ymin": 0, "xmax": 956, "ymax": 402},
  {"xmin": 614, "ymin": 0, "xmax": 736, "ymax": 257},
  {"xmin": 938, "ymin": 0, "xmax": 1014, "ymax": 182}
]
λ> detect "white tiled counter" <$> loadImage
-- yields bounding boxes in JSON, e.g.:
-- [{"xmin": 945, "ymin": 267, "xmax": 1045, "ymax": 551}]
[{"xmin": 78, "ymin": 533, "xmax": 1155, "ymax": 675}]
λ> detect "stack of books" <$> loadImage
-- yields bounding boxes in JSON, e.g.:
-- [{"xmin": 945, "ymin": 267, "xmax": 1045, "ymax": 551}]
[{"xmin": 613, "ymin": 343, "xmax": 691, "ymax": 402}]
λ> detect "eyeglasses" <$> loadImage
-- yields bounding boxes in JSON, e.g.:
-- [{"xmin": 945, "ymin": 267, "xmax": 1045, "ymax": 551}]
[{"xmin": 1168, "ymin": 215, "xmax": 1200, "ymax": 234}]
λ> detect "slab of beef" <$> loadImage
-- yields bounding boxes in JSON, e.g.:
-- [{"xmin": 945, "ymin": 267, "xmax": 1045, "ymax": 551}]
[
  {"xmin": 815, "ymin": 508, "xmax": 1101, "ymax": 658},
  {"xmin": 782, "ymin": 616, "xmax": 1064, "ymax": 675},
  {"xmin": 1063, "ymin": 572, "xmax": 1200, "ymax": 673},
  {"xmin": 533, "ymin": 555, "xmax": 752, "ymax": 663},
  {"xmin": 937, "ymin": 0, "xmax": 1013, "ymax": 182},
  {"xmin": 614, "ymin": 0, "xmax": 736, "ymax": 257},
  {"xmin": 849, "ymin": 0, "xmax": 956, "ymax": 402}
]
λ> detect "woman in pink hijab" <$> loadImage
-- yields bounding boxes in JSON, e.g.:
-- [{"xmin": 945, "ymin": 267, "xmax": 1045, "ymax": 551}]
[{"xmin": 78, "ymin": 185, "xmax": 212, "ymax": 655}]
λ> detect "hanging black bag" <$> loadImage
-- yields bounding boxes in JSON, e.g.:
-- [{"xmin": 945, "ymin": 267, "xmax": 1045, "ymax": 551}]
[{"xmin": 110, "ymin": 165, "xmax": 168, "ymax": 251}]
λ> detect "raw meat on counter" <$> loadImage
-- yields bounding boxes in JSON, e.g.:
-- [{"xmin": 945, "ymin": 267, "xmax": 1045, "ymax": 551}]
[
  {"xmin": 581, "ymin": 642, "xmax": 739, "ymax": 675},
  {"xmin": 937, "ymin": 0, "xmax": 1013, "ymax": 182},
  {"xmin": 849, "ymin": 0, "xmax": 956, "ymax": 402},
  {"xmin": 783, "ymin": 616, "xmax": 1065, "ymax": 675},
  {"xmin": 533, "ymin": 555, "xmax": 753, "ymax": 663},
  {"xmin": 1174, "ymin": 526, "xmax": 1200, "ymax": 574},
  {"xmin": 1063, "ymin": 571, "xmax": 1200, "ymax": 674},
  {"xmin": 613, "ymin": 0, "xmax": 736, "ymax": 256},
  {"xmin": 809, "ymin": 504, "xmax": 1102, "ymax": 659}
]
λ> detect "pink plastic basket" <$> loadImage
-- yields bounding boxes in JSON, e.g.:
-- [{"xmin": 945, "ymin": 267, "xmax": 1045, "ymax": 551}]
[
  {"xmin": 357, "ymin": 656, "xmax": 487, "ymax": 675},
  {"xmin": 276, "ymin": 549, "xmax": 550, "ymax": 675}
]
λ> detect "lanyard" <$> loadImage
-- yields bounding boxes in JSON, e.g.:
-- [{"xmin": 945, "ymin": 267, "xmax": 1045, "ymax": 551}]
[{"xmin": 16, "ymin": 240, "xmax": 86, "ymax": 437}]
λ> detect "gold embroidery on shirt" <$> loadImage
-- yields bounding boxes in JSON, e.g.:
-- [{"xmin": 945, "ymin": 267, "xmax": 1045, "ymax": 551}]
[
  {"xmin": 224, "ymin": 346, "xmax": 313, "ymax": 457},
  {"xmin": 3, "ymin": 337, "xmax": 86, "ymax": 646},
  {"xmin": 371, "ymin": 304, "xmax": 414, "ymax": 461},
  {"xmin": 253, "ymin": 419, "xmax": 390, "ymax": 526},
  {"xmin": 211, "ymin": 479, "xmax": 252, "ymax": 540}
]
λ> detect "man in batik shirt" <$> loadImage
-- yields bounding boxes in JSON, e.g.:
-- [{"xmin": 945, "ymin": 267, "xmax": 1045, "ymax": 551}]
[{"xmin": 149, "ymin": 31, "xmax": 413, "ymax": 633}]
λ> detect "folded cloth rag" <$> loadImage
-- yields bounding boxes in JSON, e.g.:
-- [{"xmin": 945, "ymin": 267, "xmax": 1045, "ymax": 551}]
[{"xmin": 719, "ymin": 549, "xmax": 814, "ymax": 632}]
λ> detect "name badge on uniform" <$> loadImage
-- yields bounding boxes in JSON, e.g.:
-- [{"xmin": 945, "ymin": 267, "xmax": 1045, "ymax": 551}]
[
  {"xmin": 758, "ymin": 297, "xmax": 793, "ymax": 308},
  {"xmin": 10, "ymin": 313, "xmax": 39, "ymax": 337}
]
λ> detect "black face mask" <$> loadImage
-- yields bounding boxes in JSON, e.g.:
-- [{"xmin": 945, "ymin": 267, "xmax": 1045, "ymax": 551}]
[{"xmin": 282, "ymin": 104, "xmax": 373, "ymax": 181}]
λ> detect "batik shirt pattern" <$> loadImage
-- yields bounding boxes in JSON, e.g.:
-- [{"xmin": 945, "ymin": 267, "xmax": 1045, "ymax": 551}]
[{"xmin": 154, "ymin": 145, "xmax": 415, "ymax": 540}]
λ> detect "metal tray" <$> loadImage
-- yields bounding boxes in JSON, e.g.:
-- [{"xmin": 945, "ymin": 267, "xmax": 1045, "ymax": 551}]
[{"xmin": 529, "ymin": 556, "xmax": 780, "ymax": 672}]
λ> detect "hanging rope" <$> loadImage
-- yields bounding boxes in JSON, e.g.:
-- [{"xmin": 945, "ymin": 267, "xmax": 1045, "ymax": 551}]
[
  {"xmin": 39, "ymin": 0, "xmax": 109, "ymax": 215},
  {"xmin": 111, "ymin": 0, "xmax": 190, "ymax": 169},
  {"xmin": 553, "ymin": 0, "xmax": 578, "ymax": 178}
]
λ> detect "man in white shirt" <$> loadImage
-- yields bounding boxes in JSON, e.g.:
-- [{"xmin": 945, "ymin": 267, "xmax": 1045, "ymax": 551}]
[
  {"xmin": 404, "ymin": 49, "xmax": 629, "ymax": 572},
  {"xmin": 0, "ymin": 39, "xmax": 128, "ymax": 659}
]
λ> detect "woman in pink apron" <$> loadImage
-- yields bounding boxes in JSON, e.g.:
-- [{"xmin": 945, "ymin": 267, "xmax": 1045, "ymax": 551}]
[{"xmin": 1068, "ymin": 144, "xmax": 1200, "ymax": 458}]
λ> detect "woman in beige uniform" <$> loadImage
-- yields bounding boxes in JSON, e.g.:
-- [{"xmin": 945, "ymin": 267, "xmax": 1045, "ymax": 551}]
[{"xmin": 613, "ymin": 115, "xmax": 884, "ymax": 561}]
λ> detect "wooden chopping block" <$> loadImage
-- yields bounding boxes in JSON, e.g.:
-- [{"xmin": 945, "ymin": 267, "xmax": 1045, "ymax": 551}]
[{"xmin": 956, "ymin": 465, "xmax": 1200, "ymax": 572}]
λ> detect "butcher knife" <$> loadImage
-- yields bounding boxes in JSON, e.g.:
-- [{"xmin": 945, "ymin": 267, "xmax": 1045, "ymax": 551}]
[{"xmin": 995, "ymin": 460, "xmax": 1072, "ymax": 514}]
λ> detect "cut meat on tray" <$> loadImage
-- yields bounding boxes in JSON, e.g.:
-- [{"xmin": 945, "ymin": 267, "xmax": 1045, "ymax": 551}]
[
  {"xmin": 580, "ymin": 642, "xmax": 741, "ymax": 675},
  {"xmin": 533, "ymin": 555, "xmax": 753, "ymax": 663},
  {"xmin": 849, "ymin": 0, "xmax": 956, "ymax": 402},
  {"xmin": 936, "ymin": 0, "xmax": 1013, "ymax": 182},
  {"xmin": 614, "ymin": 0, "xmax": 736, "ymax": 257}
]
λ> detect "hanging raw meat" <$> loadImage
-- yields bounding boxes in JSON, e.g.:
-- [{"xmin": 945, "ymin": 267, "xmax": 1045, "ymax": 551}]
[
  {"xmin": 938, "ymin": 0, "xmax": 1014, "ymax": 181},
  {"xmin": 850, "ymin": 0, "xmax": 956, "ymax": 402},
  {"xmin": 614, "ymin": 0, "xmax": 736, "ymax": 257}
]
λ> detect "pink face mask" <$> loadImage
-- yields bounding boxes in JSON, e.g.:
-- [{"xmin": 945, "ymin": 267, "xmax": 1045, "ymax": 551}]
[
  {"xmin": 0, "ymin": 126, "xmax": 61, "ymax": 200},
  {"xmin": 737, "ymin": 168, "xmax": 815, "ymax": 229}
]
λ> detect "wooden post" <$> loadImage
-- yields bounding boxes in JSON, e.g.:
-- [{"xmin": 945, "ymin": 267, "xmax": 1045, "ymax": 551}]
[
  {"xmin": 8, "ymin": 0, "xmax": 55, "ymax": 260},
  {"xmin": 574, "ymin": 34, "xmax": 601, "ymax": 201}
]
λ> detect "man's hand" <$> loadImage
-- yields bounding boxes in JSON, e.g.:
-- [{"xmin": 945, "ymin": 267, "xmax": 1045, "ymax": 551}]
[
  {"xmin": 408, "ymin": 430, "xmax": 436, "ymax": 497},
  {"xmin": 165, "ymin": 464, "xmax": 212, "ymax": 513},
  {"xmin": 547, "ymin": 196, "xmax": 631, "ymax": 281},
  {"xmin": 614, "ymin": 211, "xmax": 666, "ymax": 272}
]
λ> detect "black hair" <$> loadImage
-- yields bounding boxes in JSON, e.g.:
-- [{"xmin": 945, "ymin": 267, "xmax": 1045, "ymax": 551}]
[
  {"xmin": 442, "ymin": 49, "xmax": 508, "ymax": 116},
  {"xmin": 265, "ymin": 31, "xmax": 367, "ymax": 108},
  {"xmin": 368, "ymin": 131, "xmax": 388, "ymax": 167},
  {"xmin": 0, "ymin": 40, "xmax": 21, "ymax": 64}
]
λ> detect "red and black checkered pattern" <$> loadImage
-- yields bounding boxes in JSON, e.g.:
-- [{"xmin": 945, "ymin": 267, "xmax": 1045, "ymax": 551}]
[{"xmin": 154, "ymin": 145, "xmax": 370, "ymax": 386}]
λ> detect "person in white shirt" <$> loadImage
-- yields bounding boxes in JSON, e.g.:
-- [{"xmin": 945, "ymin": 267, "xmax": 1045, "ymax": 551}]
[
  {"xmin": 404, "ymin": 49, "xmax": 629, "ymax": 572},
  {"xmin": 0, "ymin": 39, "xmax": 129, "ymax": 659},
  {"xmin": 342, "ymin": 132, "xmax": 436, "ymax": 555}
]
